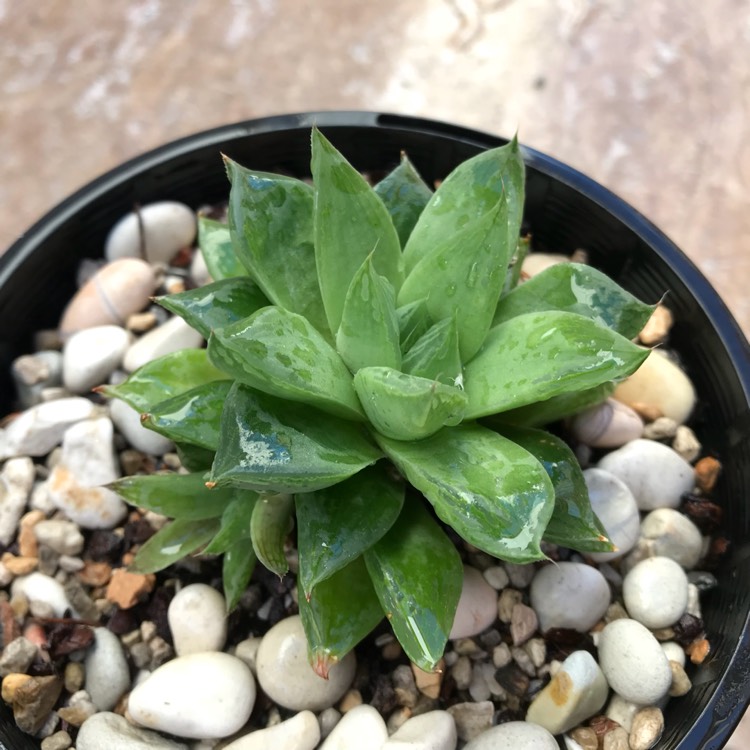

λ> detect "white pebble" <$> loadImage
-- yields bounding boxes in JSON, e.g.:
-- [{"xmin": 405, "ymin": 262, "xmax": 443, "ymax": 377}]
[
  {"xmin": 463, "ymin": 720, "xmax": 558, "ymax": 749},
  {"xmin": 62, "ymin": 325, "xmax": 131, "ymax": 394},
  {"xmin": 569, "ymin": 398, "xmax": 644, "ymax": 449},
  {"xmin": 582, "ymin": 468, "xmax": 640, "ymax": 562},
  {"xmin": 105, "ymin": 201, "xmax": 197, "ymax": 265},
  {"xmin": 613, "ymin": 348, "xmax": 696, "ymax": 424},
  {"xmin": 381, "ymin": 710, "xmax": 457, "ymax": 750},
  {"xmin": 481, "ymin": 566, "xmax": 509, "ymax": 590},
  {"xmin": 597, "ymin": 619, "xmax": 672, "ymax": 704},
  {"xmin": 85, "ymin": 628, "xmax": 131, "ymax": 710},
  {"xmin": 168, "ymin": 583, "xmax": 227, "ymax": 656},
  {"xmin": 450, "ymin": 566, "xmax": 498, "ymax": 639},
  {"xmin": 0, "ymin": 457, "xmax": 35, "ymax": 545},
  {"xmin": 605, "ymin": 693, "xmax": 640, "ymax": 732},
  {"xmin": 597, "ymin": 439, "xmax": 695, "ymax": 511},
  {"xmin": 110, "ymin": 398, "xmax": 174, "ymax": 455},
  {"xmin": 319, "ymin": 704, "xmax": 388, "ymax": 750},
  {"xmin": 190, "ymin": 248, "xmax": 212, "ymax": 287},
  {"xmin": 33, "ymin": 519, "xmax": 85, "ymax": 556},
  {"xmin": 256, "ymin": 615, "xmax": 355, "ymax": 711},
  {"xmin": 123, "ymin": 316, "xmax": 204, "ymax": 373},
  {"xmin": 530, "ymin": 562, "xmax": 610, "ymax": 632},
  {"xmin": 639, "ymin": 508, "xmax": 703, "ymax": 569},
  {"xmin": 623, "ymin": 557, "xmax": 688, "ymax": 628},
  {"xmin": 526, "ymin": 650, "xmax": 609, "ymax": 734},
  {"xmin": 661, "ymin": 641, "xmax": 686, "ymax": 667},
  {"xmin": 77, "ymin": 712, "xmax": 188, "ymax": 750},
  {"xmin": 222, "ymin": 711, "xmax": 320, "ymax": 750},
  {"xmin": 11, "ymin": 572, "xmax": 73, "ymax": 617},
  {"xmin": 128, "ymin": 652, "xmax": 255, "ymax": 739},
  {"xmin": 234, "ymin": 637, "xmax": 262, "ymax": 673},
  {"xmin": 0, "ymin": 397, "xmax": 97, "ymax": 460}
]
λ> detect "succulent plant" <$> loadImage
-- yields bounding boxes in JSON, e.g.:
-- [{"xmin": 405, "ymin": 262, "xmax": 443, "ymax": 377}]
[{"xmin": 105, "ymin": 129, "xmax": 653, "ymax": 674}]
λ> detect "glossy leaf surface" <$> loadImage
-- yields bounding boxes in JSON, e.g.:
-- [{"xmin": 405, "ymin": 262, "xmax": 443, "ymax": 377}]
[
  {"xmin": 336, "ymin": 257, "xmax": 401, "ymax": 373},
  {"xmin": 155, "ymin": 277, "xmax": 268, "ymax": 339},
  {"xmin": 224, "ymin": 159, "xmax": 329, "ymax": 337},
  {"xmin": 496, "ymin": 425, "xmax": 613, "ymax": 552},
  {"xmin": 203, "ymin": 493, "xmax": 259, "ymax": 554},
  {"xmin": 376, "ymin": 424, "xmax": 555, "ymax": 563},
  {"xmin": 464, "ymin": 311, "xmax": 650, "ymax": 419},
  {"xmin": 296, "ymin": 465, "xmax": 405, "ymax": 596},
  {"xmin": 397, "ymin": 299, "xmax": 431, "ymax": 354},
  {"xmin": 373, "ymin": 153, "xmax": 433, "ymax": 248},
  {"xmin": 223, "ymin": 540, "xmax": 256, "ymax": 611},
  {"xmin": 208, "ymin": 306, "xmax": 363, "ymax": 420},
  {"xmin": 311, "ymin": 127, "xmax": 403, "ymax": 332},
  {"xmin": 402, "ymin": 316, "xmax": 462, "ymax": 386},
  {"xmin": 142, "ymin": 380, "xmax": 232, "ymax": 450},
  {"xmin": 299, "ymin": 556, "xmax": 384, "ymax": 678},
  {"xmin": 131, "ymin": 518, "xmax": 219, "ymax": 574},
  {"xmin": 111, "ymin": 472, "xmax": 237, "ymax": 520},
  {"xmin": 403, "ymin": 138, "xmax": 525, "ymax": 273},
  {"xmin": 493, "ymin": 262, "xmax": 656, "ymax": 338},
  {"xmin": 176, "ymin": 443, "xmax": 215, "ymax": 472},
  {"xmin": 100, "ymin": 349, "xmax": 228, "ymax": 413},
  {"xmin": 198, "ymin": 216, "xmax": 246, "ymax": 281},
  {"xmin": 250, "ymin": 493, "xmax": 293, "ymax": 576},
  {"xmin": 354, "ymin": 367, "xmax": 467, "ymax": 440},
  {"xmin": 364, "ymin": 499, "xmax": 462, "ymax": 672},
  {"xmin": 209, "ymin": 383, "xmax": 380, "ymax": 493}
]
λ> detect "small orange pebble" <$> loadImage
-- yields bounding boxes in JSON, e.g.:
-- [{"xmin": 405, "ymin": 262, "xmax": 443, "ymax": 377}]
[
  {"xmin": 411, "ymin": 658, "xmax": 445, "ymax": 699},
  {"xmin": 695, "ymin": 456, "xmax": 722, "ymax": 494},
  {"xmin": 22, "ymin": 622, "xmax": 48, "ymax": 650},
  {"xmin": 77, "ymin": 561, "xmax": 113, "ymax": 587},
  {"xmin": 687, "ymin": 638, "xmax": 711, "ymax": 665},
  {"xmin": 18, "ymin": 510, "xmax": 45, "ymax": 558},
  {"xmin": 121, "ymin": 551, "xmax": 136, "ymax": 566},
  {"xmin": 1, "ymin": 553, "xmax": 38, "ymax": 576},
  {"xmin": 105, "ymin": 568, "xmax": 156, "ymax": 609},
  {"xmin": 1, "ymin": 673, "xmax": 33, "ymax": 703},
  {"xmin": 628, "ymin": 402, "xmax": 664, "ymax": 423}
]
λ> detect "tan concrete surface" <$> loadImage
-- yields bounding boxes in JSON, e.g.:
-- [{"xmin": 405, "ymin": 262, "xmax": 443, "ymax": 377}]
[{"xmin": 0, "ymin": 0, "xmax": 748, "ymax": 741}]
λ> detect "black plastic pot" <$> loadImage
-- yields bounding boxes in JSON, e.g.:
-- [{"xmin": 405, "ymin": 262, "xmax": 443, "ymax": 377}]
[{"xmin": 0, "ymin": 112, "xmax": 748, "ymax": 749}]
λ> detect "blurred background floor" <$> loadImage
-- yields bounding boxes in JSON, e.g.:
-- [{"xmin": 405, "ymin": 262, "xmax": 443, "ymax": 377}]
[{"xmin": 1, "ymin": 0, "xmax": 748, "ymax": 743}]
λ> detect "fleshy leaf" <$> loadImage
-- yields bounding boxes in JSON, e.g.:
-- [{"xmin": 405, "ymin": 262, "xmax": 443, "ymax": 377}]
[
  {"xmin": 208, "ymin": 306, "xmax": 363, "ymax": 421},
  {"xmin": 296, "ymin": 465, "xmax": 405, "ymax": 596},
  {"xmin": 224, "ymin": 159, "xmax": 329, "ymax": 337},
  {"xmin": 464, "ymin": 311, "xmax": 650, "ymax": 419},
  {"xmin": 203, "ymin": 493, "xmax": 259, "ymax": 554},
  {"xmin": 155, "ymin": 278, "xmax": 269, "ymax": 339},
  {"xmin": 376, "ymin": 424, "xmax": 555, "ymax": 563},
  {"xmin": 142, "ymin": 380, "xmax": 232, "ymax": 451},
  {"xmin": 311, "ymin": 127, "xmax": 403, "ymax": 333},
  {"xmin": 176, "ymin": 443, "xmax": 215, "ymax": 472},
  {"xmin": 198, "ymin": 216, "xmax": 246, "ymax": 281},
  {"xmin": 496, "ymin": 425, "xmax": 613, "ymax": 553},
  {"xmin": 403, "ymin": 137, "xmax": 525, "ymax": 274},
  {"xmin": 336, "ymin": 256, "xmax": 401, "ymax": 373},
  {"xmin": 402, "ymin": 316, "xmax": 462, "ymax": 386},
  {"xmin": 99, "ymin": 349, "xmax": 229, "ymax": 413},
  {"xmin": 363, "ymin": 499, "xmax": 462, "ymax": 672},
  {"xmin": 250, "ymin": 493, "xmax": 293, "ymax": 576},
  {"xmin": 493, "ymin": 262, "xmax": 656, "ymax": 338},
  {"xmin": 209, "ymin": 383, "xmax": 380, "ymax": 493},
  {"xmin": 131, "ymin": 518, "xmax": 219, "ymax": 574},
  {"xmin": 299, "ymin": 556, "xmax": 384, "ymax": 678},
  {"xmin": 397, "ymin": 299, "xmax": 431, "ymax": 354},
  {"xmin": 504, "ymin": 235, "xmax": 531, "ymax": 294},
  {"xmin": 398, "ymin": 199, "xmax": 514, "ymax": 361},
  {"xmin": 373, "ymin": 153, "xmax": 433, "ymax": 248},
  {"xmin": 353, "ymin": 367, "xmax": 467, "ymax": 441},
  {"xmin": 110, "ymin": 472, "xmax": 237, "ymax": 520},
  {"xmin": 223, "ymin": 540, "xmax": 256, "ymax": 611}
]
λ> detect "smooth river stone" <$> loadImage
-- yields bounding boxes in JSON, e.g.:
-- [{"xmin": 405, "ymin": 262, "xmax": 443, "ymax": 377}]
[
  {"xmin": 84, "ymin": 628, "xmax": 130, "ymax": 710},
  {"xmin": 62, "ymin": 325, "xmax": 131, "ymax": 393},
  {"xmin": 222, "ymin": 711, "xmax": 320, "ymax": 750},
  {"xmin": 450, "ymin": 565, "xmax": 499, "ymax": 639},
  {"xmin": 168, "ymin": 583, "xmax": 227, "ymax": 656},
  {"xmin": 11, "ymin": 572, "xmax": 74, "ymax": 617},
  {"xmin": 569, "ymin": 398, "xmax": 644, "ymax": 449},
  {"xmin": 123, "ymin": 315, "xmax": 204, "ymax": 372},
  {"xmin": 613, "ymin": 348, "xmax": 696, "ymax": 424},
  {"xmin": 256, "ymin": 615, "xmax": 355, "ymax": 712},
  {"xmin": 109, "ymin": 398, "xmax": 174, "ymax": 456},
  {"xmin": 320, "ymin": 704, "xmax": 388, "ymax": 750},
  {"xmin": 582, "ymin": 468, "xmax": 640, "ymax": 562},
  {"xmin": 526, "ymin": 650, "xmax": 608, "ymax": 734},
  {"xmin": 381, "ymin": 710, "xmax": 457, "ymax": 750},
  {"xmin": 77, "ymin": 712, "xmax": 188, "ymax": 750},
  {"xmin": 128, "ymin": 651, "xmax": 255, "ymax": 739},
  {"xmin": 597, "ymin": 439, "xmax": 695, "ymax": 511},
  {"xmin": 0, "ymin": 457, "xmax": 35, "ymax": 545},
  {"xmin": 59, "ymin": 258, "xmax": 158, "ymax": 335},
  {"xmin": 638, "ymin": 508, "xmax": 704, "ymax": 570},
  {"xmin": 105, "ymin": 201, "xmax": 197, "ymax": 265},
  {"xmin": 463, "ymin": 721, "xmax": 558, "ymax": 749},
  {"xmin": 623, "ymin": 556, "xmax": 689, "ymax": 629},
  {"xmin": 597, "ymin": 619, "xmax": 672, "ymax": 704},
  {"xmin": 530, "ymin": 562, "xmax": 611, "ymax": 633}
]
